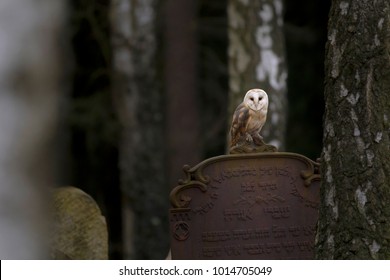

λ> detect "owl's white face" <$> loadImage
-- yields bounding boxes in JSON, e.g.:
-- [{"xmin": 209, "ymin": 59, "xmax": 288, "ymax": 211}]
[{"xmin": 243, "ymin": 89, "xmax": 268, "ymax": 112}]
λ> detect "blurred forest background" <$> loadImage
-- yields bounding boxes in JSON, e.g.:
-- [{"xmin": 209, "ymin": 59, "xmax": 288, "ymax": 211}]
[{"xmin": 58, "ymin": 0, "xmax": 330, "ymax": 259}]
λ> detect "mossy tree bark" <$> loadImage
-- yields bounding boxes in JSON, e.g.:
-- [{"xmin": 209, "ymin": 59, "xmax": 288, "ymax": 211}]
[
  {"xmin": 111, "ymin": 0, "xmax": 169, "ymax": 259},
  {"xmin": 316, "ymin": 0, "xmax": 390, "ymax": 259},
  {"xmin": 228, "ymin": 0, "xmax": 288, "ymax": 150}
]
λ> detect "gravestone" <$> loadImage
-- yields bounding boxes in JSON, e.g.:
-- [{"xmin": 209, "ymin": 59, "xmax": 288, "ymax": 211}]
[
  {"xmin": 50, "ymin": 186, "xmax": 108, "ymax": 260},
  {"xmin": 169, "ymin": 152, "xmax": 320, "ymax": 259}
]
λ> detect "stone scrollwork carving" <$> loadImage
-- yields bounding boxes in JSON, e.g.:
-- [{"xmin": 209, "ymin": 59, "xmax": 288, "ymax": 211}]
[
  {"xmin": 300, "ymin": 158, "xmax": 321, "ymax": 187},
  {"xmin": 170, "ymin": 180, "xmax": 208, "ymax": 209},
  {"xmin": 170, "ymin": 152, "xmax": 320, "ymax": 209},
  {"xmin": 169, "ymin": 152, "xmax": 321, "ymax": 260}
]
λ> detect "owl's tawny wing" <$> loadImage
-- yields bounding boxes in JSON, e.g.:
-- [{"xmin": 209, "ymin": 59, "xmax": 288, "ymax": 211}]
[{"xmin": 229, "ymin": 103, "xmax": 250, "ymax": 148}]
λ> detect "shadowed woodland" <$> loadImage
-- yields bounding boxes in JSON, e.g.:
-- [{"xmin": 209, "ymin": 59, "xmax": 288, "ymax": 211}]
[
  {"xmin": 3, "ymin": 0, "xmax": 389, "ymax": 260},
  {"xmin": 65, "ymin": 0, "xmax": 329, "ymax": 259}
]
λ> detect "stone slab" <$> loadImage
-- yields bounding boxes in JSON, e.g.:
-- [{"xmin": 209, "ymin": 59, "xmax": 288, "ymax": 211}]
[{"xmin": 169, "ymin": 152, "xmax": 320, "ymax": 259}]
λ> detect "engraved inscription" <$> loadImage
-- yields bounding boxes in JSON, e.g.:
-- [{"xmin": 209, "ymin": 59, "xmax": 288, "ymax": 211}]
[
  {"xmin": 173, "ymin": 222, "xmax": 190, "ymax": 241},
  {"xmin": 202, "ymin": 246, "xmax": 222, "ymax": 257},
  {"xmin": 297, "ymin": 241, "xmax": 313, "ymax": 252},
  {"xmin": 258, "ymin": 166, "xmax": 290, "ymax": 177},
  {"xmin": 291, "ymin": 186, "xmax": 319, "ymax": 209},
  {"xmin": 288, "ymin": 226, "xmax": 300, "ymax": 237},
  {"xmin": 170, "ymin": 154, "xmax": 320, "ymax": 259},
  {"xmin": 241, "ymin": 241, "xmax": 311, "ymax": 256},
  {"xmin": 263, "ymin": 206, "xmax": 290, "ymax": 219},
  {"xmin": 224, "ymin": 208, "xmax": 253, "ymax": 221},
  {"xmin": 267, "ymin": 243, "xmax": 282, "ymax": 253},
  {"xmin": 258, "ymin": 181, "xmax": 277, "ymax": 191},
  {"xmin": 243, "ymin": 243, "xmax": 270, "ymax": 255},
  {"xmin": 201, "ymin": 226, "xmax": 314, "ymax": 242},
  {"xmin": 287, "ymin": 225, "xmax": 316, "ymax": 237},
  {"xmin": 201, "ymin": 241, "xmax": 312, "ymax": 257},
  {"xmin": 258, "ymin": 167, "xmax": 274, "ymax": 177},
  {"xmin": 193, "ymin": 201, "xmax": 215, "ymax": 215},
  {"xmin": 193, "ymin": 191, "xmax": 219, "ymax": 215},
  {"xmin": 271, "ymin": 225, "xmax": 286, "ymax": 238},
  {"xmin": 199, "ymin": 224, "xmax": 316, "ymax": 257},
  {"xmin": 234, "ymin": 180, "xmax": 285, "ymax": 206},
  {"xmin": 234, "ymin": 193, "xmax": 285, "ymax": 206},
  {"xmin": 202, "ymin": 228, "xmax": 271, "ymax": 242},
  {"xmin": 202, "ymin": 230, "xmax": 231, "ymax": 242},
  {"xmin": 212, "ymin": 166, "xmax": 292, "ymax": 183},
  {"xmin": 282, "ymin": 241, "xmax": 295, "ymax": 253},
  {"xmin": 224, "ymin": 245, "xmax": 241, "ymax": 256},
  {"xmin": 213, "ymin": 165, "xmax": 257, "ymax": 183},
  {"xmin": 232, "ymin": 229, "xmax": 270, "ymax": 240},
  {"xmin": 170, "ymin": 212, "xmax": 191, "ymax": 222},
  {"xmin": 240, "ymin": 181, "xmax": 256, "ymax": 192}
]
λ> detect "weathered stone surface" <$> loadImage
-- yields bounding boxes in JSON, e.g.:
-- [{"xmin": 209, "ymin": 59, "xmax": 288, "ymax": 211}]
[
  {"xmin": 50, "ymin": 186, "xmax": 108, "ymax": 260},
  {"xmin": 169, "ymin": 152, "xmax": 320, "ymax": 259}
]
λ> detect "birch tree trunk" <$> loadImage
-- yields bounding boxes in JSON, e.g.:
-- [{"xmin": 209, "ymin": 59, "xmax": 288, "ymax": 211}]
[
  {"xmin": 316, "ymin": 0, "xmax": 390, "ymax": 259},
  {"xmin": 228, "ymin": 0, "xmax": 288, "ymax": 150},
  {"xmin": 110, "ymin": 0, "xmax": 169, "ymax": 259},
  {"xmin": 0, "ymin": 0, "xmax": 65, "ymax": 259}
]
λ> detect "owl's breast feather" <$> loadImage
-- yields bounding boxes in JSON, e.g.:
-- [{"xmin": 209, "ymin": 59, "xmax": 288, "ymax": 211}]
[{"xmin": 246, "ymin": 109, "xmax": 266, "ymax": 132}]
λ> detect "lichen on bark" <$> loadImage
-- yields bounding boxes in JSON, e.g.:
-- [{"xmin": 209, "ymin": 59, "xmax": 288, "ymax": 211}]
[{"xmin": 317, "ymin": 0, "xmax": 390, "ymax": 259}]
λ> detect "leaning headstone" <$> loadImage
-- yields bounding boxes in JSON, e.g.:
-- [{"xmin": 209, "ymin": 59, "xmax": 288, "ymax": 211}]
[
  {"xmin": 50, "ymin": 186, "xmax": 108, "ymax": 259},
  {"xmin": 169, "ymin": 152, "xmax": 320, "ymax": 259}
]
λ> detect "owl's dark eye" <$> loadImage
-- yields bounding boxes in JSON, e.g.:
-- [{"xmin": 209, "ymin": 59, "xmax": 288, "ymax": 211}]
[
  {"xmin": 250, "ymin": 97, "xmax": 254, "ymax": 101},
  {"xmin": 259, "ymin": 97, "xmax": 263, "ymax": 101}
]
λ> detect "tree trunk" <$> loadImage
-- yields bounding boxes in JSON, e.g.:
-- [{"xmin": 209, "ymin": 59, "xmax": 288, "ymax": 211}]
[
  {"xmin": 0, "ymin": 0, "xmax": 65, "ymax": 259},
  {"xmin": 316, "ymin": 0, "xmax": 390, "ymax": 259},
  {"xmin": 163, "ymin": 0, "xmax": 202, "ymax": 188},
  {"xmin": 110, "ymin": 0, "xmax": 169, "ymax": 259},
  {"xmin": 227, "ymin": 0, "xmax": 288, "ymax": 150}
]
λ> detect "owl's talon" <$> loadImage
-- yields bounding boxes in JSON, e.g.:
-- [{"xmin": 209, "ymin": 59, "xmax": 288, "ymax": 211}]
[
  {"xmin": 253, "ymin": 134, "xmax": 264, "ymax": 145},
  {"xmin": 246, "ymin": 134, "xmax": 253, "ymax": 143}
]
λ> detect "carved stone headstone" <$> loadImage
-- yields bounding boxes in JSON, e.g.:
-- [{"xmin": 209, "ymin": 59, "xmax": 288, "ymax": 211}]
[
  {"xmin": 50, "ymin": 186, "xmax": 108, "ymax": 260},
  {"xmin": 169, "ymin": 152, "xmax": 320, "ymax": 259}
]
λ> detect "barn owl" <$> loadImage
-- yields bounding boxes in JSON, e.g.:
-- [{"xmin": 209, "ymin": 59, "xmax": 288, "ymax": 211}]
[{"xmin": 229, "ymin": 89, "xmax": 269, "ymax": 148}]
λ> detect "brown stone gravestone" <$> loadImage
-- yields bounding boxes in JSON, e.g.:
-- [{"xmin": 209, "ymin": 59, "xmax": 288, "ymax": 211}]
[{"xmin": 169, "ymin": 152, "xmax": 320, "ymax": 259}]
